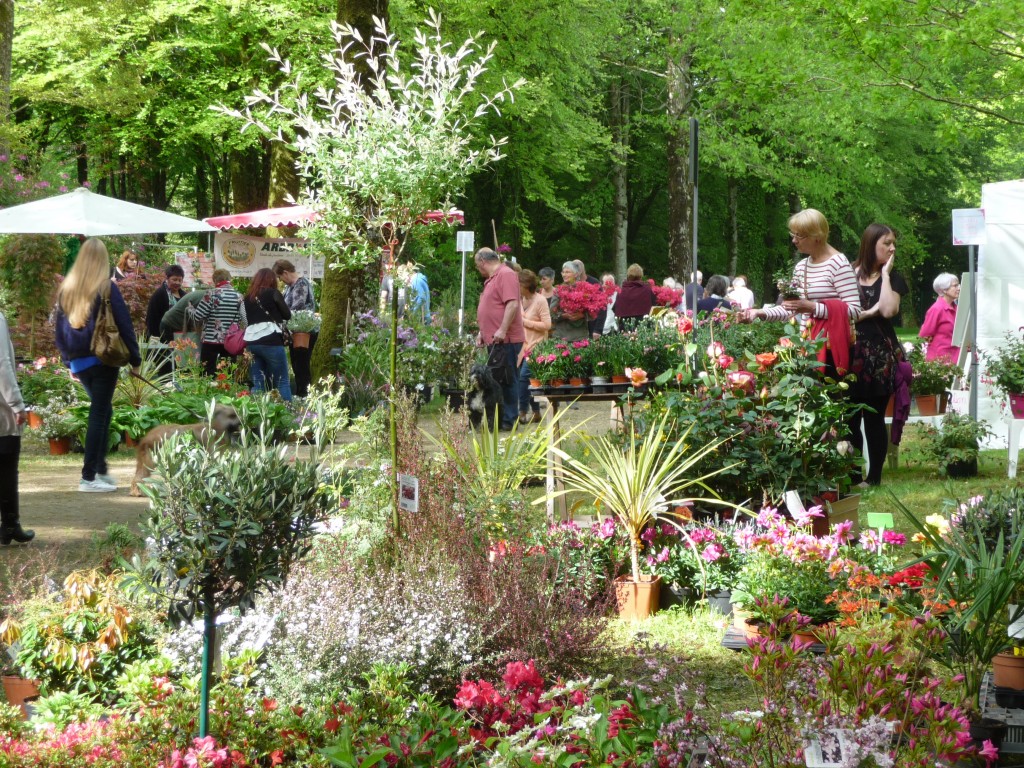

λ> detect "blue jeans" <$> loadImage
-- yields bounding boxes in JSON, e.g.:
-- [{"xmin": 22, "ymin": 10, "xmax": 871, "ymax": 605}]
[
  {"xmin": 76, "ymin": 364, "xmax": 120, "ymax": 481},
  {"xmin": 518, "ymin": 359, "xmax": 539, "ymax": 414},
  {"xmin": 249, "ymin": 343, "xmax": 293, "ymax": 401}
]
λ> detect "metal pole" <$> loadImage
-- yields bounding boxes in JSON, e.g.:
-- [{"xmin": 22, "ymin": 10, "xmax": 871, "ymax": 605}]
[
  {"xmin": 691, "ymin": 185, "xmax": 699, "ymax": 292},
  {"xmin": 458, "ymin": 250, "xmax": 467, "ymax": 337},
  {"xmin": 199, "ymin": 586, "xmax": 215, "ymax": 738},
  {"xmin": 969, "ymin": 244, "xmax": 979, "ymax": 419}
]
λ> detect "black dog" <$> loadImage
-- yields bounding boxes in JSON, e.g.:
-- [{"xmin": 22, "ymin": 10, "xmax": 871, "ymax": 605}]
[{"xmin": 466, "ymin": 363, "xmax": 502, "ymax": 429}]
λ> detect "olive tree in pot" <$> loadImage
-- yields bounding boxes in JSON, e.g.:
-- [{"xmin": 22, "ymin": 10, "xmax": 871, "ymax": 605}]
[
  {"xmin": 123, "ymin": 402, "xmax": 331, "ymax": 738},
  {"xmin": 542, "ymin": 412, "xmax": 743, "ymax": 620}
]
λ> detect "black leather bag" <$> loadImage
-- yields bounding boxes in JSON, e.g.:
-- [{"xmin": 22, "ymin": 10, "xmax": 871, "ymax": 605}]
[{"xmin": 486, "ymin": 343, "xmax": 514, "ymax": 386}]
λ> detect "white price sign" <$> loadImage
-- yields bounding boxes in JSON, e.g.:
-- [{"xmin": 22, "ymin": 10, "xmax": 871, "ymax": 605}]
[
  {"xmin": 952, "ymin": 208, "xmax": 986, "ymax": 246},
  {"xmin": 456, "ymin": 230, "xmax": 475, "ymax": 252}
]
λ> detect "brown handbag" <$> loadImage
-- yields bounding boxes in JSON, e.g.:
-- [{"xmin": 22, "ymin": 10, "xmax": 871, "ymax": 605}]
[{"xmin": 91, "ymin": 296, "xmax": 131, "ymax": 366}]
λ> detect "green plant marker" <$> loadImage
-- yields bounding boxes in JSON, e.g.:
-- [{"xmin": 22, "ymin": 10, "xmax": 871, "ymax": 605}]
[
  {"xmin": 866, "ymin": 512, "xmax": 894, "ymax": 530},
  {"xmin": 199, "ymin": 601, "xmax": 215, "ymax": 738}
]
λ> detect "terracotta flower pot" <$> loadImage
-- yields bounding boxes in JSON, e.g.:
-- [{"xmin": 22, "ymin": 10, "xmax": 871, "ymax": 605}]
[
  {"xmin": 26, "ymin": 411, "xmax": 43, "ymax": 429},
  {"xmin": 529, "ymin": 378, "xmax": 542, "ymax": 388},
  {"xmin": 48, "ymin": 437, "xmax": 72, "ymax": 455},
  {"xmin": 611, "ymin": 374, "xmax": 629, "ymax": 384},
  {"xmin": 549, "ymin": 378, "xmax": 566, "ymax": 388},
  {"xmin": 915, "ymin": 393, "xmax": 947, "ymax": 416},
  {"xmin": 569, "ymin": 377, "xmax": 585, "ymax": 387},
  {"xmin": 994, "ymin": 652, "xmax": 1024, "ymax": 690},
  {"xmin": 2, "ymin": 675, "xmax": 41, "ymax": 719},
  {"xmin": 291, "ymin": 331, "xmax": 311, "ymax": 349},
  {"xmin": 613, "ymin": 574, "xmax": 661, "ymax": 621}
]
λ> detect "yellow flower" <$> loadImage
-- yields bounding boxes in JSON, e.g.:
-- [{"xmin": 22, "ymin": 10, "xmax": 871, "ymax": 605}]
[
  {"xmin": 925, "ymin": 514, "xmax": 950, "ymax": 535},
  {"xmin": 911, "ymin": 532, "xmax": 926, "ymax": 544}
]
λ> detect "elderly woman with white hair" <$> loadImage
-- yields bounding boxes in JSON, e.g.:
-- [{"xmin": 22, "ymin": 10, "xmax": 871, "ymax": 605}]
[
  {"xmin": 727, "ymin": 275, "xmax": 755, "ymax": 309},
  {"xmin": 550, "ymin": 261, "xmax": 589, "ymax": 341},
  {"xmin": 919, "ymin": 272, "xmax": 960, "ymax": 363}
]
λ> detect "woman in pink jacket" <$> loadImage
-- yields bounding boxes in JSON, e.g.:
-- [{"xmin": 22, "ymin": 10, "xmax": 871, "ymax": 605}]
[
  {"xmin": 517, "ymin": 270, "xmax": 552, "ymax": 423},
  {"xmin": 919, "ymin": 273, "xmax": 960, "ymax": 363}
]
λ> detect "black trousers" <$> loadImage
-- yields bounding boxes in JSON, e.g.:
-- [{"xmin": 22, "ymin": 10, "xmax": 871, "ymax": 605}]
[
  {"xmin": 289, "ymin": 332, "xmax": 317, "ymax": 397},
  {"xmin": 0, "ymin": 435, "xmax": 20, "ymax": 528},
  {"xmin": 848, "ymin": 393, "xmax": 891, "ymax": 485}
]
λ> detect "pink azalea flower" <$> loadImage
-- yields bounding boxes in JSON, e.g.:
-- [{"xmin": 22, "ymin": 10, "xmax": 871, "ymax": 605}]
[{"xmin": 979, "ymin": 739, "xmax": 999, "ymax": 763}]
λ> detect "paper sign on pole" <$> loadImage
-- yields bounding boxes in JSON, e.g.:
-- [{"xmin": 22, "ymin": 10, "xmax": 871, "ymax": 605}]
[
  {"xmin": 952, "ymin": 208, "xmax": 986, "ymax": 246},
  {"xmin": 456, "ymin": 230, "xmax": 475, "ymax": 253}
]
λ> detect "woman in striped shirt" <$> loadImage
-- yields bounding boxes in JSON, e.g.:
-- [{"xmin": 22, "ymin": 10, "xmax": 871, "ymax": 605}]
[
  {"xmin": 193, "ymin": 269, "xmax": 245, "ymax": 376},
  {"xmin": 746, "ymin": 209, "xmax": 862, "ymax": 325}
]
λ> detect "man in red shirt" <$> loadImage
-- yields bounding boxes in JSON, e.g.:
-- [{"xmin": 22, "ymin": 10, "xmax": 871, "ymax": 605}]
[{"xmin": 475, "ymin": 248, "xmax": 525, "ymax": 430}]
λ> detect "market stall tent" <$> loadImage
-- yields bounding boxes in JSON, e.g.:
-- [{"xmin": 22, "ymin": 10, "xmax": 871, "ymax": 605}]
[
  {"xmin": 973, "ymin": 180, "xmax": 1024, "ymax": 445},
  {"xmin": 0, "ymin": 187, "xmax": 217, "ymax": 236}
]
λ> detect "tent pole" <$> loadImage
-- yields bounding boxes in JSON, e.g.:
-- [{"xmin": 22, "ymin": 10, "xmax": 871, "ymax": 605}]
[{"xmin": 969, "ymin": 244, "xmax": 979, "ymax": 420}]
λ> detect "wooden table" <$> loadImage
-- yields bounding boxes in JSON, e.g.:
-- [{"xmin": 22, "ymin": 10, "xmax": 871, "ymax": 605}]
[{"xmin": 538, "ymin": 389, "xmax": 635, "ymax": 521}]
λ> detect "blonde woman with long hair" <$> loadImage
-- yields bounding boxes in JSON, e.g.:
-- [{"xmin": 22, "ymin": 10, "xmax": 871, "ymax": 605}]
[{"xmin": 54, "ymin": 238, "xmax": 141, "ymax": 493}]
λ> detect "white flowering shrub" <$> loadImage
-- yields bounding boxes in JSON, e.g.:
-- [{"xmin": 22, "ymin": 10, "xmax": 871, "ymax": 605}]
[{"xmin": 259, "ymin": 546, "xmax": 480, "ymax": 705}]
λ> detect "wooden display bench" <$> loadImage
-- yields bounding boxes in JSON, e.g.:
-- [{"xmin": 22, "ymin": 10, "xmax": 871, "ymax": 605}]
[{"xmin": 540, "ymin": 391, "xmax": 639, "ymax": 521}]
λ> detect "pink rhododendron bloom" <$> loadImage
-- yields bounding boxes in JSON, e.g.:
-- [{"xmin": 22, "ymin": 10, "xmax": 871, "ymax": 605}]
[
  {"xmin": 979, "ymin": 739, "xmax": 1000, "ymax": 763},
  {"xmin": 640, "ymin": 526, "xmax": 657, "ymax": 543},
  {"xmin": 654, "ymin": 546, "xmax": 670, "ymax": 563}
]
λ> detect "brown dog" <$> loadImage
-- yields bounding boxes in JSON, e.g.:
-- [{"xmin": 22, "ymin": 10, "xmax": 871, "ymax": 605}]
[{"xmin": 130, "ymin": 405, "xmax": 242, "ymax": 496}]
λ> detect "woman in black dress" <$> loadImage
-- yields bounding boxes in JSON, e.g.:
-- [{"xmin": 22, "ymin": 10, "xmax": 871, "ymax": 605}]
[{"xmin": 848, "ymin": 224, "xmax": 908, "ymax": 486}]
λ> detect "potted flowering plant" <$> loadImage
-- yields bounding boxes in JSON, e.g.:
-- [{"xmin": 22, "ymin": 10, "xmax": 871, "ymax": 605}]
[
  {"xmin": 15, "ymin": 357, "xmax": 82, "ymax": 413},
  {"xmin": 908, "ymin": 344, "xmax": 958, "ymax": 414},
  {"xmin": 526, "ymin": 338, "xmax": 563, "ymax": 385},
  {"xmin": 554, "ymin": 280, "xmax": 607, "ymax": 319},
  {"xmin": 287, "ymin": 310, "xmax": 320, "ymax": 349},
  {"xmin": 562, "ymin": 338, "xmax": 591, "ymax": 382},
  {"xmin": 31, "ymin": 394, "xmax": 84, "ymax": 454},
  {"xmin": 544, "ymin": 413, "xmax": 740, "ymax": 620},
  {"xmin": 896, "ymin": 489, "xmax": 1024, "ymax": 734},
  {"xmin": 648, "ymin": 520, "xmax": 745, "ymax": 607},
  {"xmin": 985, "ymin": 327, "xmax": 1024, "ymax": 417},
  {"xmin": 921, "ymin": 412, "xmax": 994, "ymax": 478},
  {"xmin": 774, "ymin": 267, "xmax": 803, "ymax": 300}
]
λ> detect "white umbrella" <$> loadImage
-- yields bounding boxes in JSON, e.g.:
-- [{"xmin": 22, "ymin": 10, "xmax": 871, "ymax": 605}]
[{"xmin": 0, "ymin": 187, "xmax": 217, "ymax": 236}]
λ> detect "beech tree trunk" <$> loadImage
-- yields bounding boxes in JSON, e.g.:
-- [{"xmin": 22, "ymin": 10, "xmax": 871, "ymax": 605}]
[
  {"xmin": 727, "ymin": 177, "xmax": 739, "ymax": 278},
  {"xmin": 666, "ymin": 46, "xmax": 694, "ymax": 282},
  {"xmin": 610, "ymin": 76, "xmax": 629, "ymax": 282}
]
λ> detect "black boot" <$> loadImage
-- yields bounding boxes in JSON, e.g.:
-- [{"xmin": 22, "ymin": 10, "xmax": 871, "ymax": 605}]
[{"xmin": 0, "ymin": 525, "xmax": 35, "ymax": 545}]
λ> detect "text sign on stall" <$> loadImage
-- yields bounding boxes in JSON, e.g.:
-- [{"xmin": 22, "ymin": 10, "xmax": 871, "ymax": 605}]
[
  {"xmin": 456, "ymin": 230, "xmax": 475, "ymax": 253},
  {"xmin": 952, "ymin": 208, "xmax": 986, "ymax": 246}
]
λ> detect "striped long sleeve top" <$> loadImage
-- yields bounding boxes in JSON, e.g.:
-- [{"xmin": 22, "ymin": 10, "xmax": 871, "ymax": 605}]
[
  {"xmin": 193, "ymin": 285, "xmax": 245, "ymax": 344},
  {"xmin": 763, "ymin": 253, "xmax": 862, "ymax": 321}
]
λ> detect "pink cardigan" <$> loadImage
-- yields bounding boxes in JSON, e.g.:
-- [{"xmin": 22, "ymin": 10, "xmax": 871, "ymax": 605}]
[{"xmin": 520, "ymin": 292, "xmax": 552, "ymax": 362}]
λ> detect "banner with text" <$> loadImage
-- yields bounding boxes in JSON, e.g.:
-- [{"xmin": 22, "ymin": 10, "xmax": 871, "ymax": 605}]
[{"xmin": 213, "ymin": 232, "xmax": 324, "ymax": 278}]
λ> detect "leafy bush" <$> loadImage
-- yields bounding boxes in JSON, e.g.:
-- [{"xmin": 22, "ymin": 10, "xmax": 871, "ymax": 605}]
[
  {"xmin": 985, "ymin": 326, "xmax": 1024, "ymax": 395},
  {"xmin": 653, "ymin": 321, "xmax": 859, "ymax": 505},
  {"xmin": 0, "ymin": 570, "xmax": 159, "ymax": 702}
]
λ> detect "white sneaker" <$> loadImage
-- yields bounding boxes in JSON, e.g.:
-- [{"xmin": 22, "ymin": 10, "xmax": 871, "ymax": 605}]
[
  {"xmin": 79, "ymin": 478, "xmax": 117, "ymax": 493},
  {"xmin": 96, "ymin": 473, "xmax": 118, "ymax": 488}
]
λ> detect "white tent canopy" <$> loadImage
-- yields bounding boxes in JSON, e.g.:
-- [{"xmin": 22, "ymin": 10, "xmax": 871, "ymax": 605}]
[
  {"xmin": 970, "ymin": 180, "xmax": 1024, "ymax": 445},
  {"xmin": 0, "ymin": 187, "xmax": 216, "ymax": 236}
]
